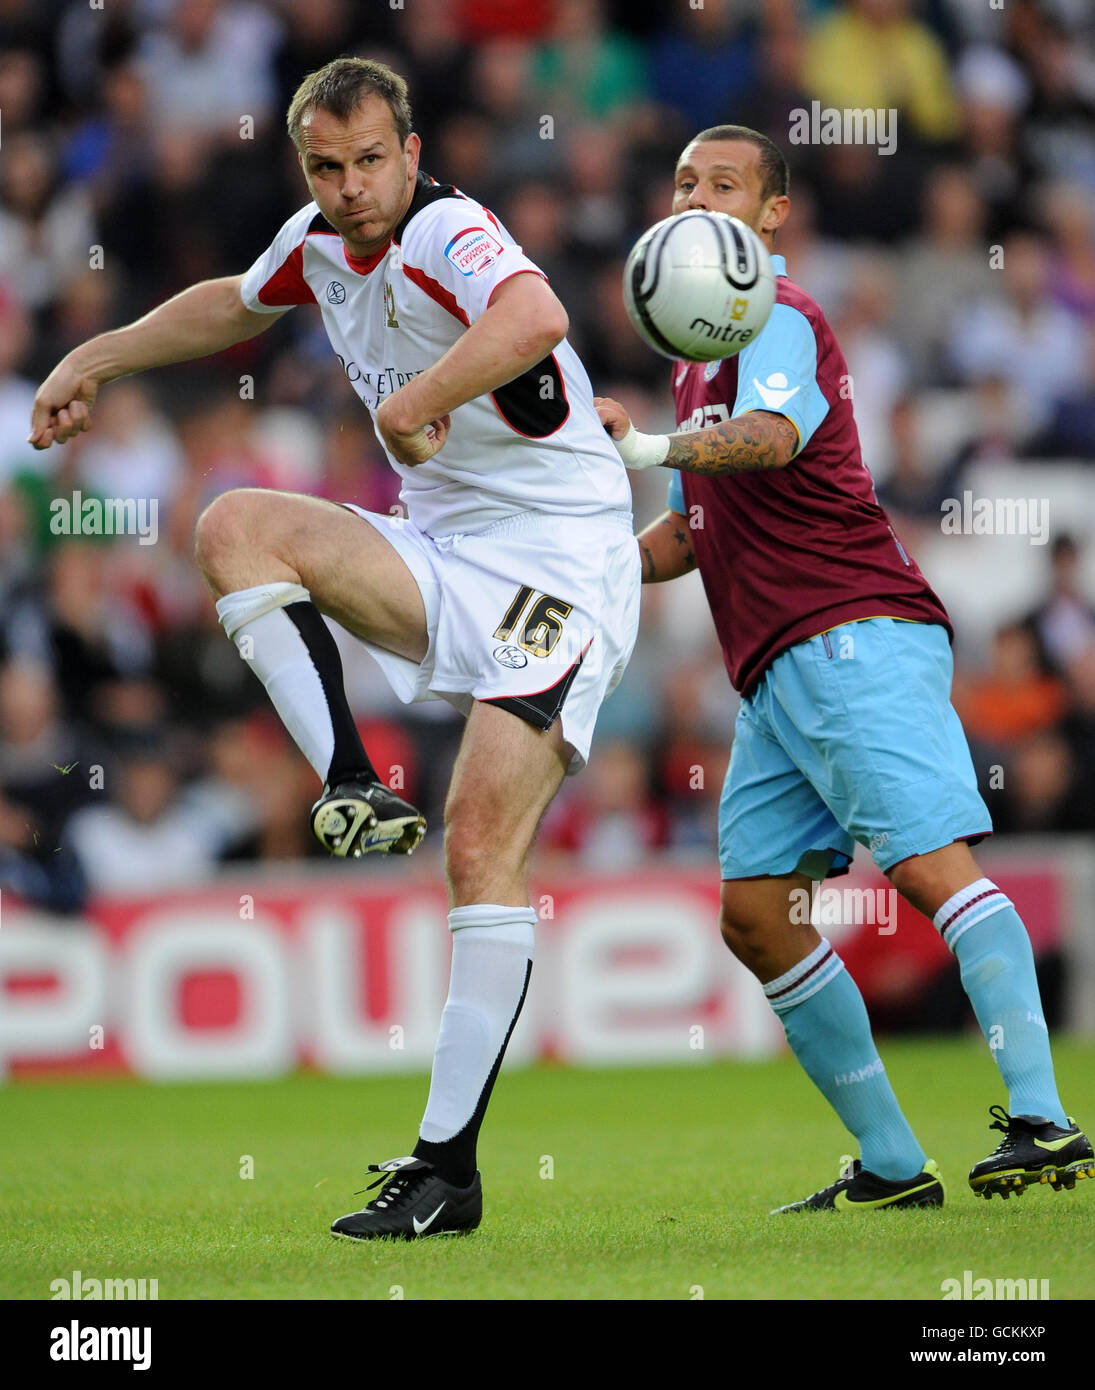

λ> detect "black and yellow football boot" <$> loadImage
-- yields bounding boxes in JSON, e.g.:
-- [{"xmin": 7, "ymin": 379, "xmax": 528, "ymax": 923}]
[
  {"xmin": 969, "ymin": 1105, "xmax": 1095, "ymax": 1199},
  {"xmin": 772, "ymin": 1155, "xmax": 945, "ymax": 1213}
]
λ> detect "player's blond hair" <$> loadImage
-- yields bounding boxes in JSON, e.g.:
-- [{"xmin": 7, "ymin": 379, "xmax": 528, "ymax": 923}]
[{"xmin": 287, "ymin": 57, "xmax": 414, "ymax": 149}]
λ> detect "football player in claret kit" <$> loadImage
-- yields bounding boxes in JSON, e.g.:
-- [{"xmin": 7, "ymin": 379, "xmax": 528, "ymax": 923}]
[
  {"xmin": 597, "ymin": 125, "xmax": 1093, "ymax": 1210},
  {"xmin": 30, "ymin": 57, "xmax": 641, "ymax": 1239}
]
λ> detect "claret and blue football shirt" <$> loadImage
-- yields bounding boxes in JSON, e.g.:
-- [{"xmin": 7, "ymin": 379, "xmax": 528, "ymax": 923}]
[{"xmin": 667, "ymin": 253, "xmax": 950, "ymax": 696}]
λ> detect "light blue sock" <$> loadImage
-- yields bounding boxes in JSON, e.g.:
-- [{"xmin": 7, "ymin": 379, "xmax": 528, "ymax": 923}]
[
  {"xmin": 934, "ymin": 878, "xmax": 1067, "ymax": 1127},
  {"xmin": 765, "ymin": 939, "xmax": 927, "ymax": 1180}
]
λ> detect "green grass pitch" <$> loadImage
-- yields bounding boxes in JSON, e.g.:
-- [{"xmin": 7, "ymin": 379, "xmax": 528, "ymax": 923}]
[{"xmin": 3, "ymin": 1037, "xmax": 1093, "ymax": 1301}]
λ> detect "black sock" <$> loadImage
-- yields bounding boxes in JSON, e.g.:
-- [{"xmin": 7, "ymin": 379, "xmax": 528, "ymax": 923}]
[
  {"xmin": 283, "ymin": 601, "xmax": 378, "ymax": 787},
  {"xmin": 413, "ymin": 1132, "xmax": 477, "ymax": 1190},
  {"xmin": 413, "ymin": 959, "xmax": 532, "ymax": 1188}
]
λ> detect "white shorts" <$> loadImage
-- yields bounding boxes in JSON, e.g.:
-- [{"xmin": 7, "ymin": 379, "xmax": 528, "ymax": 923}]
[{"xmin": 341, "ymin": 506, "xmax": 642, "ymax": 773}]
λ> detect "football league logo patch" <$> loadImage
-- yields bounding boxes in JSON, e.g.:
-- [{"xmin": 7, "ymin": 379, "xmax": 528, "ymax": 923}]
[{"xmin": 445, "ymin": 227, "xmax": 504, "ymax": 278}]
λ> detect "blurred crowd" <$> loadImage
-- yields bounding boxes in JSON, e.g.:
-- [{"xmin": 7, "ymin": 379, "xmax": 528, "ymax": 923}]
[{"xmin": 0, "ymin": 0, "xmax": 1093, "ymax": 908}]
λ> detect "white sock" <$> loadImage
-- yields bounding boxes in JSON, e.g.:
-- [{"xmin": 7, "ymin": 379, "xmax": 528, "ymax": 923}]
[
  {"xmin": 418, "ymin": 904, "xmax": 536, "ymax": 1143},
  {"xmin": 215, "ymin": 581, "xmax": 339, "ymax": 781}
]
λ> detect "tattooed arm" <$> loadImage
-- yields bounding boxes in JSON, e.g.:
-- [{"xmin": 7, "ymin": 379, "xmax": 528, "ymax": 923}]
[
  {"xmin": 635, "ymin": 509, "xmax": 696, "ymax": 584},
  {"xmin": 593, "ymin": 397, "xmax": 795, "ymax": 581},
  {"xmin": 666, "ymin": 410, "xmax": 799, "ymax": 475},
  {"xmin": 593, "ymin": 396, "xmax": 798, "ymax": 478}
]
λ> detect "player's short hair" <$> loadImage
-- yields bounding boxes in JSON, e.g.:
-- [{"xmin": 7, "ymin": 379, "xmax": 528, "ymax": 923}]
[
  {"xmin": 287, "ymin": 57, "xmax": 414, "ymax": 150},
  {"xmin": 689, "ymin": 125, "xmax": 790, "ymax": 202}
]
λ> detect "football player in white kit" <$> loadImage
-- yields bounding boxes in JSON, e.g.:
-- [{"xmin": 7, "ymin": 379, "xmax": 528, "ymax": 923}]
[{"xmin": 30, "ymin": 58, "xmax": 640, "ymax": 1240}]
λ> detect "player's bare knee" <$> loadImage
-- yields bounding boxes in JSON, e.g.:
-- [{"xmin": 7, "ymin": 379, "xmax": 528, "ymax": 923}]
[
  {"xmin": 444, "ymin": 813, "xmax": 524, "ymax": 901},
  {"xmin": 888, "ymin": 856, "xmax": 944, "ymax": 918},
  {"xmin": 719, "ymin": 883, "xmax": 806, "ymax": 978},
  {"xmin": 719, "ymin": 905, "xmax": 763, "ymax": 965},
  {"xmin": 444, "ymin": 818, "xmax": 494, "ymax": 895},
  {"xmin": 194, "ymin": 488, "xmax": 264, "ymax": 579},
  {"xmin": 889, "ymin": 842, "xmax": 983, "ymax": 918}
]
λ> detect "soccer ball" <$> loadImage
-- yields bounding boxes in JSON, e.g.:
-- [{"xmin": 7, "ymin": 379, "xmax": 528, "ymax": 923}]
[{"xmin": 623, "ymin": 210, "xmax": 776, "ymax": 362}]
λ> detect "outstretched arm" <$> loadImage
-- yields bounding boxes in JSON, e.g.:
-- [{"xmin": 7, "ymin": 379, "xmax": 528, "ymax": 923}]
[
  {"xmin": 663, "ymin": 410, "xmax": 798, "ymax": 475},
  {"xmin": 595, "ymin": 394, "xmax": 798, "ymax": 477},
  {"xmin": 29, "ymin": 276, "xmax": 285, "ymax": 449}
]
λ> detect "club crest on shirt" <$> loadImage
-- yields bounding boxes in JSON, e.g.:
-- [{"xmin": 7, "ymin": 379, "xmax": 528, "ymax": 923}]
[
  {"xmin": 445, "ymin": 227, "xmax": 504, "ymax": 277},
  {"xmin": 326, "ymin": 280, "xmax": 346, "ymax": 304},
  {"xmin": 703, "ymin": 360, "xmax": 721, "ymax": 382},
  {"xmin": 383, "ymin": 280, "xmax": 399, "ymax": 327}
]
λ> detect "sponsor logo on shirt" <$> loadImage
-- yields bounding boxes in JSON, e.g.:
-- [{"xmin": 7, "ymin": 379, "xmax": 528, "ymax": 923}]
[
  {"xmin": 335, "ymin": 357, "xmax": 426, "ymax": 410},
  {"xmin": 444, "ymin": 227, "xmax": 504, "ymax": 278},
  {"xmin": 753, "ymin": 371, "xmax": 800, "ymax": 409},
  {"xmin": 493, "ymin": 644, "xmax": 529, "ymax": 669}
]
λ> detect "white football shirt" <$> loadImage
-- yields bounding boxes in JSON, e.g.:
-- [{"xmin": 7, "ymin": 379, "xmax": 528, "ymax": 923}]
[{"xmin": 240, "ymin": 172, "xmax": 631, "ymax": 537}]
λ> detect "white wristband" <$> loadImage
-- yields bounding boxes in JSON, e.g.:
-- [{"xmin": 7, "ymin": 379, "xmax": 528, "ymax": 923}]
[{"xmin": 612, "ymin": 422, "xmax": 671, "ymax": 471}]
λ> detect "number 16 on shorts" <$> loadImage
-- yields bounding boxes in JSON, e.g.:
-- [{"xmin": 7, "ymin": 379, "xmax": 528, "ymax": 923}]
[{"xmin": 493, "ymin": 585, "xmax": 574, "ymax": 662}]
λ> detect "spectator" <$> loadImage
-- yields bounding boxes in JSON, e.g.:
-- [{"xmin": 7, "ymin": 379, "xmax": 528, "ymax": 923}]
[
  {"xmin": 0, "ymin": 133, "xmax": 97, "ymax": 311},
  {"xmin": 954, "ymin": 43, "xmax": 1032, "ymax": 239},
  {"xmin": 388, "ymin": 0, "xmax": 471, "ymax": 150},
  {"xmin": 829, "ymin": 252, "xmax": 907, "ymax": 485},
  {"xmin": 64, "ymin": 729, "xmax": 252, "ymax": 892},
  {"xmin": 1061, "ymin": 639, "xmax": 1095, "ymax": 804},
  {"xmin": 45, "ymin": 542, "xmax": 155, "ymax": 722},
  {"xmin": 497, "ymin": 182, "xmax": 587, "ymax": 334},
  {"xmin": 803, "ymin": 0, "xmax": 959, "ymax": 144},
  {"xmin": 463, "ymin": 39, "xmax": 556, "ymax": 183},
  {"xmin": 649, "ymin": 0, "xmax": 757, "ymax": 136},
  {"xmin": 562, "ymin": 123, "xmax": 631, "ymax": 261},
  {"xmin": 1043, "ymin": 181, "xmax": 1095, "ymax": 320},
  {"xmin": 897, "ymin": 165, "xmax": 999, "ymax": 384},
  {"xmin": 0, "ymin": 285, "xmax": 52, "ymax": 491},
  {"xmin": 272, "ymin": 0, "xmax": 374, "ymax": 121},
  {"xmin": 949, "ymin": 232, "xmax": 1090, "ymax": 436},
  {"xmin": 433, "ymin": 110, "xmax": 503, "ymax": 209},
  {"xmin": 540, "ymin": 741, "xmax": 667, "ymax": 870},
  {"xmin": 531, "ymin": 0, "xmax": 649, "ymax": 124},
  {"xmin": 69, "ymin": 381, "xmax": 184, "ymax": 521},
  {"xmin": 0, "ymin": 659, "xmax": 93, "ymax": 843},
  {"xmin": 136, "ymin": 0, "xmax": 282, "ymax": 143},
  {"xmin": 61, "ymin": 59, "xmax": 152, "ymax": 219},
  {"xmin": 0, "ymin": 47, "xmax": 45, "ymax": 138},
  {"xmin": 876, "ymin": 396, "xmax": 957, "ymax": 544},
  {"xmin": 1015, "ymin": 11, "xmax": 1095, "ymax": 192},
  {"xmin": 1022, "ymin": 535, "xmax": 1095, "ymax": 676},
  {"xmin": 956, "ymin": 622, "xmax": 1069, "ymax": 751},
  {"xmin": 992, "ymin": 728, "xmax": 1093, "ymax": 835},
  {"xmin": 735, "ymin": 22, "xmax": 812, "ymax": 159}
]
